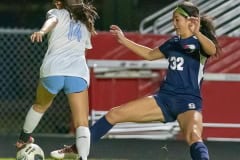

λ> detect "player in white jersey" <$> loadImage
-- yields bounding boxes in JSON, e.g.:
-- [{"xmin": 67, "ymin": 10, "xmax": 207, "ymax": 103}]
[{"xmin": 15, "ymin": 0, "xmax": 98, "ymax": 160}]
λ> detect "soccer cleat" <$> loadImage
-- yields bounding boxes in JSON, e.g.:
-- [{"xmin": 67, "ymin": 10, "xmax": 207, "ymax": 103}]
[
  {"xmin": 15, "ymin": 136, "xmax": 35, "ymax": 150},
  {"xmin": 50, "ymin": 144, "xmax": 78, "ymax": 159}
]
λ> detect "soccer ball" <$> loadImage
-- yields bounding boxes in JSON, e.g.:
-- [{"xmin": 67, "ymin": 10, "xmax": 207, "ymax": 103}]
[{"xmin": 16, "ymin": 143, "xmax": 45, "ymax": 160}]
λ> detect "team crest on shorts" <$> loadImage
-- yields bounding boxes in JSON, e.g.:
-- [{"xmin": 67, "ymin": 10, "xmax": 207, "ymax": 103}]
[{"xmin": 188, "ymin": 103, "xmax": 196, "ymax": 109}]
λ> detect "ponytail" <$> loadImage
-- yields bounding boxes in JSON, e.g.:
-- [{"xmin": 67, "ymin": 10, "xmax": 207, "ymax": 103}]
[
  {"xmin": 200, "ymin": 15, "xmax": 221, "ymax": 55},
  {"xmin": 65, "ymin": 1, "xmax": 99, "ymax": 34}
]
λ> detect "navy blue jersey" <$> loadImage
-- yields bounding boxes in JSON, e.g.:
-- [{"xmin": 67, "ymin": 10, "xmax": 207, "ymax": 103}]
[{"xmin": 159, "ymin": 36, "xmax": 209, "ymax": 98}]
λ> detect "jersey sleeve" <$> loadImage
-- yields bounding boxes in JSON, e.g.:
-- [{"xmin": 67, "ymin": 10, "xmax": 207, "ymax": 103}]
[
  {"xmin": 46, "ymin": 9, "xmax": 59, "ymax": 19},
  {"xmin": 85, "ymin": 32, "xmax": 92, "ymax": 49},
  {"xmin": 159, "ymin": 39, "xmax": 172, "ymax": 58}
]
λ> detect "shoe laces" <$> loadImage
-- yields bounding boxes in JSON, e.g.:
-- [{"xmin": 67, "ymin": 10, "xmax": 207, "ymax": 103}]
[
  {"xmin": 15, "ymin": 140, "xmax": 25, "ymax": 147},
  {"xmin": 15, "ymin": 137, "xmax": 34, "ymax": 150},
  {"xmin": 58, "ymin": 145, "xmax": 75, "ymax": 153},
  {"xmin": 15, "ymin": 140, "xmax": 28, "ymax": 150}
]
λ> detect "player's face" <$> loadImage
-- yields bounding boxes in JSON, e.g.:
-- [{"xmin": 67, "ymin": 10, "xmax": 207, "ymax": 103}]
[
  {"xmin": 172, "ymin": 12, "xmax": 191, "ymax": 38},
  {"xmin": 54, "ymin": 0, "xmax": 64, "ymax": 9}
]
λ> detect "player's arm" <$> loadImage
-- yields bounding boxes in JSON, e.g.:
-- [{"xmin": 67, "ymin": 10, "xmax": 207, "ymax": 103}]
[
  {"xmin": 30, "ymin": 17, "xmax": 58, "ymax": 43},
  {"xmin": 110, "ymin": 25, "xmax": 165, "ymax": 60},
  {"xmin": 189, "ymin": 17, "xmax": 216, "ymax": 56},
  {"xmin": 195, "ymin": 31, "xmax": 216, "ymax": 56}
]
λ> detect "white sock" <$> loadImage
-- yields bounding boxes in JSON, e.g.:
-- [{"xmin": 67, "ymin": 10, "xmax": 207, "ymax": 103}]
[
  {"xmin": 23, "ymin": 106, "xmax": 44, "ymax": 133},
  {"xmin": 76, "ymin": 126, "xmax": 90, "ymax": 160}
]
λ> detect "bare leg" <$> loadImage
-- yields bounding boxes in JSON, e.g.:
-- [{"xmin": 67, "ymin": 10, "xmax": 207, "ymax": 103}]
[
  {"xmin": 33, "ymin": 81, "xmax": 55, "ymax": 112},
  {"xmin": 67, "ymin": 90, "xmax": 90, "ymax": 160},
  {"xmin": 106, "ymin": 96, "xmax": 165, "ymax": 124},
  {"xmin": 177, "ymin": 110, "xmax": 203, "ymax": 145},
  {"xmin": 50, "ymin": 95, "xmax": 166, "ymax": 159},
  {"xmin": 89, "ymin": 96, "xmax": 165, "ymax": 143},
  {"xmin": 177, "ymin": 110, "xmax": 209, "ymax": 159},
  {"xmin": 17, "ymin": 82, "xmax": 55, "ymax": 147}
]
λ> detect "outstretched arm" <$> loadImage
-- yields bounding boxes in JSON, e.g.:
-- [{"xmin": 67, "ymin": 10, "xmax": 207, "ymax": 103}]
[
  {"xmin": 110, "ymin": 25, "xmax": 165, "ymax": 60},
  {"xmin": 30, "ymin": 17, "xmax": 58, "ymax": 43}
]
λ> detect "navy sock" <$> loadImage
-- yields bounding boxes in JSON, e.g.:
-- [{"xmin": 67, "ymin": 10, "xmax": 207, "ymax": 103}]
[
  {"xmin": 90, "ymin": 116, "xmax": 113, "ymax": 143},
  {"xmin": 190, "ymin": 142, "xmax": 209, "ymax": 160}
]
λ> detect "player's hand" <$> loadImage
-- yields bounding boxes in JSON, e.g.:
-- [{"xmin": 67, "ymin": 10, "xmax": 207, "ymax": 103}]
[
  {"xmin": 188, "ymin": 16, "xmax": 200, "ymax": 35},
  {"xmin": 30, "ymin": 31, "xmax": 45, "ymax": 43},
  {"xmin": 110, "ymin": 25, "xmax": 125, "ymax": 44}
]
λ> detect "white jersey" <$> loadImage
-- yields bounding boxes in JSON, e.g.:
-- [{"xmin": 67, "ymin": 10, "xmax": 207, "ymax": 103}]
[{"xmin": 40, "ymin": 9, "xmax": 92, "ymax": 85}]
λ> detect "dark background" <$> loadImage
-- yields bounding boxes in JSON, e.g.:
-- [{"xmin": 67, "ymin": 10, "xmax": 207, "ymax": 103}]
[{"xmin": 0, "ymin": 0, "xmax": 174, "ymax": 30}]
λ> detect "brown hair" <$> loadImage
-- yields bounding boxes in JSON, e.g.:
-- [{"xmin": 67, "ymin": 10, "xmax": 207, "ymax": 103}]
[
  {"xmin": 54, "ymin": 0, "xmax": 99, "ymax": 34},
  {"xmin": 178, "ymin": 1, "xmax": 221, "ymax": 55}
]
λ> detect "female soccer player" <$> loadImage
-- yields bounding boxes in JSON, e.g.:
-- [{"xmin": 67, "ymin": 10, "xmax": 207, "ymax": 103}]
[
  {"xmin": 51, "ymin": 1, "xmax": 220, "ymax": 160},
  {"xmin": 15, "ymin": 0, "xmax": 98, "ymax": 160}
]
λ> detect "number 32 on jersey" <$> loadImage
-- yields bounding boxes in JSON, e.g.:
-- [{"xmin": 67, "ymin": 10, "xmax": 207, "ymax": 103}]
[{"xmin": 169, "ymin": 56, "xmax": 184, "ymax": 71}]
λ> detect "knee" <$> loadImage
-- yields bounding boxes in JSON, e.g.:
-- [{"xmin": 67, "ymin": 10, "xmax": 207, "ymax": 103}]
[
  {"xmin": 74, "ymin": 120, "xmax": 89, "ymax": 128},
  {"xmin": 72, "ymin": 113, "xmax": 89, "ymax": 128},
  {"xmin": 105, "ymin": 106, "xmax": 122, "ymax": 125},
  {"xmin": 33, "ymin": 104, "xmax": 48, "ymax": 113}
]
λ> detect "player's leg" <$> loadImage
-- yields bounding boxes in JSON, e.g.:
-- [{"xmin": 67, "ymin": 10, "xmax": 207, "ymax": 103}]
[
  {"xmin": 91, "ymin": 96, "xmax": 165, "ymax": 143},
  {"xmin": 177, "ymin": 110, "xmax": 209, "ymax": 160},
  {"xmin": 50, "ymin": 95, "xmax": 166, "ymax": 159},
  {"xmin": 16, "ymin": 77, "xmax": 59, "ymax": 149},
  {"xmin": 65, "ymin": 77, "xmax": 90, "ymax": 160},
  {"xmin": 67, "ymin": 90, "xmax": 90, "ymax": 160}
]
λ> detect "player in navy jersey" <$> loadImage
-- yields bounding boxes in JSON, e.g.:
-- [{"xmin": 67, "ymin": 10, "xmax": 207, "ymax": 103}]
[{"xmin": 51, "ymin": 1, "xmax": 220, "ymax": 160}]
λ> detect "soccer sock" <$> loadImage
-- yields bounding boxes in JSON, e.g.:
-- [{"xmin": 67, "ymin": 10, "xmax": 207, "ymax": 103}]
[
  {"xmin": 190, "ymin": 142, "xmax": 209, "ymax": 160},
  {"xmin": 72, "ymin": 116, "xmax": 113, "ymax": 151},
  {"xmin": 90, "ymin": 115, "xmax": 114, "ymax": 143},
  {"xmin": 19, "ymin": 106, "xmax": 44, "ymax": 142},
  {"xmin": 76, "ymin": 126, "xmax": 90, "ymax": 160}
]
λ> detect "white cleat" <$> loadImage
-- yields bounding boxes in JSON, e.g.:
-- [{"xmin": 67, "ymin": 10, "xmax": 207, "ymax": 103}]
[{"xmin": 50, "ymin": 145, "xmax": 78, "ymax": 159}]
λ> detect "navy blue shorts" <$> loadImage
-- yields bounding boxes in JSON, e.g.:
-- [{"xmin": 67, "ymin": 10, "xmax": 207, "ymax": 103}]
[
  {"xmin": 40, "ymin": 76, "xmax": 88, "ymax": 95},
  {"xmin": 154, "ymin": 92, "xmax": 202, "ymax": 123}
]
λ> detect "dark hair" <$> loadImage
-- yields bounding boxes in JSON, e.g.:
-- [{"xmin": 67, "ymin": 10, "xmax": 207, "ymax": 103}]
[
  {"xmin": 54, "ymin": 0, "xmax": 99, "ymax": 34},
  {"xmin": 178, "ymin": 1, "xmax": 221, "ymax": 56}
]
